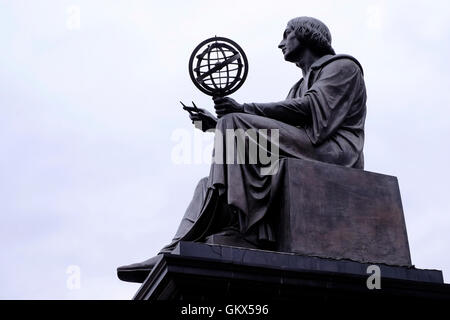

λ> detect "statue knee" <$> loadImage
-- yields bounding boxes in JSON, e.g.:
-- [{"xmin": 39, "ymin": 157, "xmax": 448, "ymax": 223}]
[
  {"xmin": 194, "ymin": 176, "xmax": 209, "ymax": 194},
  {"xmin": 197, "ymin": 176, "xmax": 208, "ymax": 187}
]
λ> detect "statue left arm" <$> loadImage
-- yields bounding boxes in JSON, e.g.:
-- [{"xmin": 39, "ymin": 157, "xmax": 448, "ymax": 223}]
[
  {"xmin": 242, "ymin": 58, "xmax": 365, "ymax": 144},
  {"xmin": 242, "ymin": 98, "xmax": 311, "ymax": 126},
  {"xmin": 213, "ymin": 95, "xmax": 310, "ymax": 125},
  {"xmin": 213, "ymin": 58, "xmax": 365, "ymax": 143}
]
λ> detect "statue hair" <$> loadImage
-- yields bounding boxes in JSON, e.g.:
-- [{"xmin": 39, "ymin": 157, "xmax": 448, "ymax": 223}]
[{"xmin": 287, "ymin": 17, "xmax": 336, "ymax": 56}]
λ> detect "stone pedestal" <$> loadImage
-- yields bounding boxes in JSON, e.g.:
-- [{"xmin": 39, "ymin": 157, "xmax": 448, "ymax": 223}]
[
  {"xmin": 275, "ymin": 159, "xmax": 411, "ymax": 266},
  {"xmin": 134, "ymin": 242, "xmax": 448, "ymax": 301}
]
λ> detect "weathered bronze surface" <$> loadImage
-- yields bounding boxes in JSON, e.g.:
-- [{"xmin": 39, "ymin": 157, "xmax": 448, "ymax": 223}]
[{"xmin": 117, "ymin": 17, "xmax": 412, "ymax": 284}]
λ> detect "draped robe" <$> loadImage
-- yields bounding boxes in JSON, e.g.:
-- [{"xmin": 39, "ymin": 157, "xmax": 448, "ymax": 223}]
[{"xmin": 160, "ymin": 54, "xmax": 367, "ymax": 252}]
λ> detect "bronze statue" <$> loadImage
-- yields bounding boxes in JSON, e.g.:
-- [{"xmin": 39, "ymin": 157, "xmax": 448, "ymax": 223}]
[{"xmin": 118, "ymin": 16, "xmax": 367, "ymax": 283}]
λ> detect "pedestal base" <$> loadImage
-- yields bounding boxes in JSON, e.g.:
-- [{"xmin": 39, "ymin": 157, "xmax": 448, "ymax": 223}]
[{"xmin": 133, "ymin": 242, "xmax": 449, "ymax": 301}]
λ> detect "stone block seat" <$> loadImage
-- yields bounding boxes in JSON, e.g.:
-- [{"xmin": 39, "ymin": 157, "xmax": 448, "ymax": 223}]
[{"xmin": 272, "ymin": 158, "xmax": 411, "ymax": 266}]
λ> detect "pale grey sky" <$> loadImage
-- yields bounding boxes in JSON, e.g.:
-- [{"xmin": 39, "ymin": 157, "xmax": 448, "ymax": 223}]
[{"xmin": 1, "ymin": 0, "xmax": 449, "ymax": 299}]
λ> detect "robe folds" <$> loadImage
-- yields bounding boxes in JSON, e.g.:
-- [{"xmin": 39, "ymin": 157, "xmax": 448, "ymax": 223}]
[{"xmin": 159, "ymin": 54, "xmax": 367, "ymax": 253}]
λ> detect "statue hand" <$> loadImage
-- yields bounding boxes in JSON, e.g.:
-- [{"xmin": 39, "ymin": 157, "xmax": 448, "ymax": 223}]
[
  {"xmin": 213, "ymin": 96, "xmax": 244, "ymax": 118},
  {"xmin": 188, "ymin": 107, "xmax": 218, "ymax": 132}
]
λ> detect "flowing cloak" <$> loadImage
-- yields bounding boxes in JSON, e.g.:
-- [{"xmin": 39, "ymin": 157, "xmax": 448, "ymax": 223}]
[{"xmin": 160, "ymin": 54, "xmax": 367, "ymax": 252}]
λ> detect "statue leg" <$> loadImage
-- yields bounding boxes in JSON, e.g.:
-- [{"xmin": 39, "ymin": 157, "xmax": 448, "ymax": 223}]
[
  {"xmin": 118, "ymin": 113, "xmax": 301, "ymax": 283},
  {"xmin": 158, "ymin": 176, "xmax": 209, "ymax": 253}
]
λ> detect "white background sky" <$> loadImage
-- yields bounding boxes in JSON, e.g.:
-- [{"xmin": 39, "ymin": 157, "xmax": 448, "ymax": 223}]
[{"xmin": 1, "ymin": 0, "xmax": 449, "ymax": 299}]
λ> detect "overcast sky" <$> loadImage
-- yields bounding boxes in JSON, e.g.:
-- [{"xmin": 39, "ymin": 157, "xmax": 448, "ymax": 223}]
[{"xmin": 1, "ymin": 0, "xmax": 449, "ymax": 299}]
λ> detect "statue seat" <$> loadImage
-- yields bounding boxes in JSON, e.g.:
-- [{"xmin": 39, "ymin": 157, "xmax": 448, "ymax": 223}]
[{"xmin": 274, "ymin": 158, "xmax": 412, "ymax": 266}]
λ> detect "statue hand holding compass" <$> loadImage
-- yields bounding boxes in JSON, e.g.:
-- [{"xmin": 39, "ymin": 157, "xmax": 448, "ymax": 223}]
[
  {"xmin": 180, "ymin": 100, "xmax": 218, "ymax": 132},
  {"xmin": 180, "ymin": 36, "xmax": 249, "ymax": 131}
]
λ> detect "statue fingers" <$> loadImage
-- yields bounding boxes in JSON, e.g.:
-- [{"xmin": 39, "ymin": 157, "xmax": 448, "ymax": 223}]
[
  {"xmin": 215, "ymin": 109, "xmax": 229, "ymax": 117},
  {"xmin": 184, "ymin": 106, "xmax": 198, "ymax": 112},
  {"xmin": 214, "ymin": 103, "xmax": 228, "ymax": 111},
  {"xmin": 213, "ymin": 96, "xmax": 225, "ymax": 103},
  {"xmin": 189, "ymin": 114, "xmax": 201, "ymax": 121}
]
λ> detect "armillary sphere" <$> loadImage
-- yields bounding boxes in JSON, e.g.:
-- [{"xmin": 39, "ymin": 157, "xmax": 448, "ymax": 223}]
[{"xmin": 188, "ymin": 36, "xmax": 248, "ymax": 97}]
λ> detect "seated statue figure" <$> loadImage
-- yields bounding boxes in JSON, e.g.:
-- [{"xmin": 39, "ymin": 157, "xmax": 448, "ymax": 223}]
[{"xmin": 118, "ymin": 16, "xmax": 367, "ymax": 283}]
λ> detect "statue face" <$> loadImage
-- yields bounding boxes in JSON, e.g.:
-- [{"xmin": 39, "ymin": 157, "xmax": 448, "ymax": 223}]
[{"xmin": 278, "ymin": 27, "xmax": 304, "ymax": 62}]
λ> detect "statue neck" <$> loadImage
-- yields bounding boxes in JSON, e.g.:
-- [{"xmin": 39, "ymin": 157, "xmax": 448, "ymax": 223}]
[{"xmin": 296, "ymin": 51, "xmax": 321, "ymax": 78}]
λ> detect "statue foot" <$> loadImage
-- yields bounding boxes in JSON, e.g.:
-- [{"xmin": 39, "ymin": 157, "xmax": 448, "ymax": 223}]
[
  {"xmin": 117, "ymin": 254, "xmax": 162, "ymax": 283},
  {"xmin": 203, "ymin": 228, "xmax": 260, "ymax": 249}
]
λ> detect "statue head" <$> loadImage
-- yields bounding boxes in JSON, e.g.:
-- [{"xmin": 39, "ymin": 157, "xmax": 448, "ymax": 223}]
[{"xmin": 279, "ymin": 16, "xmax": 335, "ymax": 63}]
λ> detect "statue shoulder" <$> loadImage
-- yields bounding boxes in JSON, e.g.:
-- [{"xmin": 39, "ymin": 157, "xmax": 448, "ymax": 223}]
[
  {"xmin": 286, "ymin": 78, "xmax": 304, "ymax": 99},
  {"xmin": 312, "ymin": 54, "xmax": 364, "ymax": 76}
]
